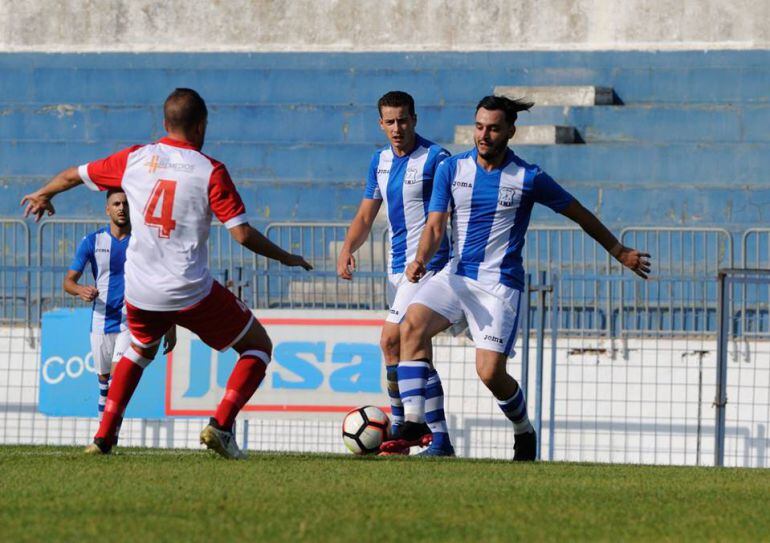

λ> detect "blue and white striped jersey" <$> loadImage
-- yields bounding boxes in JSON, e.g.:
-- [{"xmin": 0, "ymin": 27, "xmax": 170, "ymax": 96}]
[
  {"xmin": 364, "ymin": 134, "xmax": 451, "ymax": 274},
  {"xmin": 69, "ymin": 227, "xmax": 129, "ymax": 334},
  {"xmin": 429, "ymin": 148, "xmax": 574, "ymax": 291}
]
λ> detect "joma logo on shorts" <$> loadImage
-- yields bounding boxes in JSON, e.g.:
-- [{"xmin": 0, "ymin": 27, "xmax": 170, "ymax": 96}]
[{"xmin": 484, "ymin": 334, "xmax": 503, "ymax": 344}]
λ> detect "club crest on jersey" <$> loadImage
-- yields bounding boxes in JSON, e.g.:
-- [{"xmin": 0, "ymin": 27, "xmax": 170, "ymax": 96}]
[
  {"xmin": 404, "ymin": 167, "xmax": 420, "ymax": 185},
  {"xmin": 498, "ymin": 187, "xmax": 516, "ymax": 207}
]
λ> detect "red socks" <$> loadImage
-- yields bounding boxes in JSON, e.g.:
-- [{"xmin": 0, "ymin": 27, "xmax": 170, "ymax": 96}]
[
  {"xmin": 94, "ymin": 350, "xmax": 150, "ymax": 445},
  {"xmin": 214, "ymin": 350, "xmax": 269, "ymax": 429}
]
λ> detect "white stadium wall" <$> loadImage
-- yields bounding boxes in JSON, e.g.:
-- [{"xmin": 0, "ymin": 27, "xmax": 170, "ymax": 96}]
[
  {"xmin": 3, "ymin": 309, "xmax": 768, "ymax": 467},
  {"xmin": 1, "ymin": 0, "xmax": 769, "ymax": 52}
]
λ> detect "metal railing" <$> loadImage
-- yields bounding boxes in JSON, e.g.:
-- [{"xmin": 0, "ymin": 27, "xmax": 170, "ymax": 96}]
[{"xmin": 1, "ymin": 220, "xmax": 769, "ymax": 466}]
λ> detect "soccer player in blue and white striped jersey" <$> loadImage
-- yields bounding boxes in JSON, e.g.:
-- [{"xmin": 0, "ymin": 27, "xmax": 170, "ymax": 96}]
[
  {"xmin": 400, "ymin": 95, "xmax": 651, "ymax": 460},
  {"xmin": 337, "ymin": 91, "xmax": 454, "ymax": 455},
  {"xmin": 64, "ymin": 189, "xmax": 175, "ymax": 424}
]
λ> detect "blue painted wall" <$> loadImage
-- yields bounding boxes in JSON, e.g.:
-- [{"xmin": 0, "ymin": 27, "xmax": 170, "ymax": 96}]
[{"xmin": 2, "ymin": 50, "xmax": 769, "ymax": 231}]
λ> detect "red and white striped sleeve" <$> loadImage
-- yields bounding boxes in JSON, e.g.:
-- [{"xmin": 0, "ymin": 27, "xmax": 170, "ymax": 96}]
[
  {"xmin": 208, "ymin": 162, "xmax": 248, "ymax": 228},
  {"xmin": 77, "ymin": 145, "xmax": 141, "ymax": 191}
]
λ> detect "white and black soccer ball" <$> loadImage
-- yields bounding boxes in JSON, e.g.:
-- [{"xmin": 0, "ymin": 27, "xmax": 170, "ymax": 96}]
[{"xmin": 342, "ymin": 405, "xmax": 391, "ymax": 455}]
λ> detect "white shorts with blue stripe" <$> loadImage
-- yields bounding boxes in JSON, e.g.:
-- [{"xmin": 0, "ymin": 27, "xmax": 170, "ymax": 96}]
[
  {"xmin": 90, "ymin": 329, "xmax": 131, "ymax": 375},
  {"xmin": 408, "ymin": 267, "xmax": 522, "ymax": 355},
  {"xmin": 385, "ymin": 270, "xmax": 436, "ymax": 324}
]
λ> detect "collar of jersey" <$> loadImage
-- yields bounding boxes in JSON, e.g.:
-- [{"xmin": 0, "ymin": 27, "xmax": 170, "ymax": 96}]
[
  {"xmin": 472, "ymin": 147, "xmax": 516, "ymax": 174},
  {"xmin": 99, "ymin": 226, "xmax": 130, "ymax": 243},
  {"xmin": 157, "ymin": 136, "xmax": 200, "ymax": 150},
  {"xmin": 389, "ymin": 134, "xmax": 424, "ymax": 159}
]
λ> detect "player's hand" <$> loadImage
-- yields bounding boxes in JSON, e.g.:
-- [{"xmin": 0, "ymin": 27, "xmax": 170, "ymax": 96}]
[
  {"xmin": 406, "ymin": 260, "xmax": 426, "ymax": 283},
  {"xmin": 20, "ymin": 191, "xmax": 56, "ymax": 222},
  {"xmin": 282, "ymin": 254, "xmax": 313, "ymax": 271},
  {"xmin": 162, "ymin": 326, "xmax": 177, "ymax": 355},
  {"xmin": 616, "ymin": 246, "xmax": 652, "ymax": 279},
  {"xmin": 337, "ymin": 250, "xmax": 356, "ymax": 280},
  {"xmin": 78, "ymin": 285, "xmax": 99, "ymax": 302}
]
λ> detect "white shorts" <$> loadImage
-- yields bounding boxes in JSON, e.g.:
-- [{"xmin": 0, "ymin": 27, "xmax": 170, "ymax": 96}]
[
  {"xmin": 385, "ymin": 270, "xmax": 436, "ymax": 324},
  {"xmin": 90, "ymin": 330, "xmax": 131, "ymax": 375},
  {"xmin": 409, "ymin": 268, "xmax": 523, "ymax": 355}
]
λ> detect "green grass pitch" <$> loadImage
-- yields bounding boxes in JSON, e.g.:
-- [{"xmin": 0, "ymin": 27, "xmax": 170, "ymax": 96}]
[{"xmin": 1, "ymin": 446, "xmax": 768, "ymax": 542}]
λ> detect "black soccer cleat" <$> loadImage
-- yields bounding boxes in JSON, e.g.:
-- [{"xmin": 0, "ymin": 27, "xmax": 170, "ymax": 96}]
[
  {"xmin": 379, "ymin": 421, "xmax": 433, "ymax": 453},
  {"xmin": 399, "ymin": 421, "xmax": 431, "ymax": 443},
  {"xmin": 513, "ymin": 430, "xmax": 537, "ymax": 462}
]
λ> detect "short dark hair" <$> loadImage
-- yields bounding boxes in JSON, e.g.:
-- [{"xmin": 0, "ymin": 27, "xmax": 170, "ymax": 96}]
[
  {"xmin": 164, "ymin": 88, "xmax": 208, "ymax": 131},
  {"xmin": 475, "ymin": 95, "xmax": 534, "ymax": 125},
  {"xmin": 377, "ymin": 91, "xmax": 416, "ymax": 117},
  {"xmin": 106, "ymin": 188, "xmax": 125, "ymax": 201}
]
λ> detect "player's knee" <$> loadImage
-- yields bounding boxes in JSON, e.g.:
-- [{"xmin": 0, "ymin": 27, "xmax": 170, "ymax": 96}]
[
  {"xmin": 400, "ymin": 314, "xmax": 426, "ymax": 344},
  {"xmin": 476, "ymin": 363, "xmax": 504, "ymax": 388},
  {"xmin": 379, "ymin": 331, "xmax": 399, "ymax": 358}
]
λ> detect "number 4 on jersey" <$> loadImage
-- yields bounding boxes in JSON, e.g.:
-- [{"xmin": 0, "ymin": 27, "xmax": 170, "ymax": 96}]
[{"xmin": 144, "ymin": 179, "xmax": 177, "ymax": 238}]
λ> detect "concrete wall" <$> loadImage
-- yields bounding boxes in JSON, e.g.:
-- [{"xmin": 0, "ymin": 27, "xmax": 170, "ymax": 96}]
[
  {"xmin": 2, "ymin": 50, "xmax": 768, "ymax": 232},
  {"xmin": 1, "ymin": 0, "xmax": 769, "ymax": 52}
]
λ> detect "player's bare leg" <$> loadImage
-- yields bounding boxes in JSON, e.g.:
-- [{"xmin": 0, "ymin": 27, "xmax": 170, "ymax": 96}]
[
  {"xmin": 201, "ymin": 319, "xmax": 272, "ymax": 460},
  {"xmin": 380, "ymin": 322, "xmax": 403, "ymax": 429},
  {"xmin": 380, "ymin": 304, "xmax": 453, "ymax": 455},
  {"xmin": 476, "ymin": 349, "xmax": 536, "ymax": 461},
  {"xmin": 86, "ymin": 342, "xmax": 158, "ymax": 455}
]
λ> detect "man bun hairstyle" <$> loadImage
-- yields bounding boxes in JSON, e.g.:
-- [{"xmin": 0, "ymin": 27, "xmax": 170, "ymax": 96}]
[
  {"xmin": 164, "ymin": 88, "xmax": 208, "ymax": 132},
  {"xmin": 377, "ymin": 91, "xmax": 416, "ymax": 118},
  {"xmin": 475, "ymin": 95, "xmax": 534, "ymax": 125}
]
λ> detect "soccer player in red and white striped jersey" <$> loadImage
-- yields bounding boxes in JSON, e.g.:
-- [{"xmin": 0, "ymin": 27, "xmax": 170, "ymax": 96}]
[{"xmin": 22, "ymin": 88, "xmax": 312, "ymax": 458}]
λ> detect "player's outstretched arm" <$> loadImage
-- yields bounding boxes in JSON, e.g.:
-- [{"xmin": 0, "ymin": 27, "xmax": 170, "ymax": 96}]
[
  {"xmin": 63, "ymin": 270, "xmax": 99, "ymax": 302},
  {"xmin": 20, "ymin": 167, "xmax": 83, "ymax": 221},
  {"xmin": 406, "ymin": 211, "xmax": 449, "ymax": 283},
  {"xmin": 560, "ymin": 200, "xmax": 652, "ymax": 279},
  {"xmin": 228, "ymin": 224, "xmax": 313, "ymax": 270},
  {"xmin": 337, "ymin": 199, "xmax": 382, "ymax": 280}
]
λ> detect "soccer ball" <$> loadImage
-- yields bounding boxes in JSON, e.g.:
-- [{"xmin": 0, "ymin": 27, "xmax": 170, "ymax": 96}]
[{"xmin": 342, "ymin": 405, "xmax": 391, "ymax": 455}]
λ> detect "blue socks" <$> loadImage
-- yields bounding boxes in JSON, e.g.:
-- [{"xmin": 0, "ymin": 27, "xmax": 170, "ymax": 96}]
[
  {"xmin": 497, "ymin": 385, "xmax": 534, "ymax": 434},
  {"xmin": 396, "ymin": 360, "xmax": 430, "ymax": 423},
  {"xmin": 397, "ymin": 360, "xmax": 452, "ymax": 449},
  {"xmin": 98, "ymin": 376, "xmax": 109, "ymax": 420},
  {"xmin": 386, "ymin": 365, "xmax": 404, "ymax": 429},
  {"xmin": 425, "ymin": 368, "xmax": 450, "ymax": 448}
]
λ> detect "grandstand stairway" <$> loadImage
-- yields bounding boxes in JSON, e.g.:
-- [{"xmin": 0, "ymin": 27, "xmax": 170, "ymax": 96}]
[{"xmin": 1, "ymin": 50, "xmax": 768, "ymax": 234}]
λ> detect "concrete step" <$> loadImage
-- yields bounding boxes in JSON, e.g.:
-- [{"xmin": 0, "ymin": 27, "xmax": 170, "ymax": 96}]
[
  {"xmin": 4, "ymin": 175, "xmax": 767, "ymax": 231},
  {"xmin": 2, "ymin": 60, "xmax": 769, "ymax": 105},
  {"xmin": 514, "ymin": 104, "xmax": 770, "ymax": 144},
  {"xmin": 454, "ymin": 125, "xmax": 580, "ymax": 145},
  {"xmin": 0, "ymin": 103, "xmax": 472, "ymax": 145},
  {"xmin": 5, "ymin": 141, "xmax": 770, "ymax": 185},
  {"xmin": 3, "ymin": 103, "xmax": 770, "ymax": 144},
  {"xmin": 494, "ymin": 86, "xmax": 614, "ymax": 107}
]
